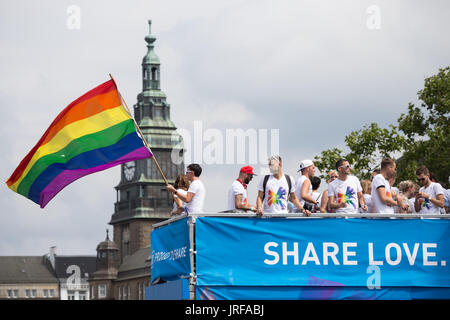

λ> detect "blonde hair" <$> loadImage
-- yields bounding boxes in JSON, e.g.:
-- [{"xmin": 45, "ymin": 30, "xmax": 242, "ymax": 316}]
[
  {"xmin": 360, "ymin": 179, "xmax": 371, "ymax": 194},
  {"xmin": 399, "ymin": 180, "xmax": 414, "ymax": 193}
]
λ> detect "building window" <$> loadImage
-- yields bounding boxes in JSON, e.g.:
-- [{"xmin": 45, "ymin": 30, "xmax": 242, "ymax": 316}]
[
  {"xmin": 154, "ymin": 107, "xmax": 163, "ymax": 119},
  {"xmin": 138, "ymin": 283, "xmax": 142, "ymax": 300},
  {"xmin": 49, "ymin": 289, "xmax": 54, "ymax": 298},
  {"xmin": 123, "ymin": 286, "xmax": 127, "ymax": 300},
  {"xmin": 43, "ymin": 289, "xmax": 48, "ymax": 298},
  {"xmin": 25, "ymin": 289, "xmax": 30, "ymax": 298},
  {"xmin": 31, "ymin": 289, "xmax": 36, "ymax": 298},
  {"xmin": 122, "ymin": 224, "xmax": 130, "ymax": 257},
  {"xmin": 68, "ymin": 290, "xmax": 75, "ymax": 300},
  {"xmin": 79, "ymin": 291, "xmax": 87, "ymax": 300},
  {"xmin": 99, "ymin": 284, "xmax": 106, "ymax": 298},
  {"xmin": 91, "ymin": 286, "xmax": 95, "ymax": 299},
  {"xmin": 7, "ymin": 290, "xmax": 12, "ymax": 298}
]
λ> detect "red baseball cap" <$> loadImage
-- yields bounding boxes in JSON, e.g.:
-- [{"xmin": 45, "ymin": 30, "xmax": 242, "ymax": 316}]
[{"xmin": 240, "ymin": 165, "xmax": 257, "ymax": 175}]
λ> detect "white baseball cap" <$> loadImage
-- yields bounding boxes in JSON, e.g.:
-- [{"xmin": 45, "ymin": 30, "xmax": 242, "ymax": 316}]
[{"xmin": 298, "ymin": 159, "xmax": 314, "ymax": 172}]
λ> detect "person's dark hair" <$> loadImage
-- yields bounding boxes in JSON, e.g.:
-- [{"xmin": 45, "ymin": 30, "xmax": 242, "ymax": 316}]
[
  {"xmin": 373, "ymin": 168, "xmax": 381, "ymax": 174},
  {"xmin": 429, "ymin": 172, "xmax": 438, "ymax": 183},
  {"xmin": 335, "ymin": 159, "xmax": 348, "ymax": 170},
  {"xmin": 174, "ymin": 174, "xmax": 190, "ymax": 191},
  {"xmin": 311, "ymin": 176, "xmax": 321, "ymax": 190},
  {"xmin": 381, "ymin": 158, "xmax": 395, "ymax": 170},
  {"xmin": 187, "ymin": 163, "xmax": 202, "ymax": 177},
  {"xmin": 416, "ymin": 165, "xmax": 429, "ymax": 176}
]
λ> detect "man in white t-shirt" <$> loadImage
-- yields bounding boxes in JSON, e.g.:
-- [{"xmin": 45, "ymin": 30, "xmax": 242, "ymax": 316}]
[
  {"xmin": 371, "ymin": 158, "xmax": 407, "ymax": 213},
  {"xmin": 227, "ymin": 166, "xmax": 257, "ymax": 211},
  {"xmin": 328, "ymin": 159, "xmax": 367, "ymax": 214},
  {"xmin": 295, "ymin": 159, "xmax": 318, "ymax": 211},
  {"xmin": 414, "ymin": 165, "xmax": 445, "ymax": 214},
  {"xmin": 256, "ymin": 155, "xmax": 310, "ymax": 216},
  {"xmin": 166, "ymin": 163, "xmax": 205, "ymax": 214}
]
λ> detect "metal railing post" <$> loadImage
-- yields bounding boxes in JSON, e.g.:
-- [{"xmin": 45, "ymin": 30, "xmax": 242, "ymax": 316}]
[{"xmin": 188, "ymin": 216, "xmax": 196, "ymax": 300}]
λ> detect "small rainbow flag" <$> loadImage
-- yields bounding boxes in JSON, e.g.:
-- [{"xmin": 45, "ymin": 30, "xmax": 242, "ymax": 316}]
[{"xmin": 6, "ymin": 79, "xmax": 152, "ymax": 208}]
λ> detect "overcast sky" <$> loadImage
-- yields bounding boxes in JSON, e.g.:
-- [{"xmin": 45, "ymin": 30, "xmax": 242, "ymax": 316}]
[{"xmin": 1, "ymin": 0, "xmax": 449, "ymax": 256}]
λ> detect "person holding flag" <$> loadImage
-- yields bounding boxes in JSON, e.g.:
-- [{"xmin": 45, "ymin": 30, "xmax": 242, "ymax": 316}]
[{"xmin": 166, "ymin": 164, "xmax": 205, "ymax": 214}]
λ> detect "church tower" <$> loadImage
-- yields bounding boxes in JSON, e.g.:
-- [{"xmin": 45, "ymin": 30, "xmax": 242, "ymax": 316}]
[{"xmin": 110, "ymin": 20, "xmax": 185, "ymax": 263}]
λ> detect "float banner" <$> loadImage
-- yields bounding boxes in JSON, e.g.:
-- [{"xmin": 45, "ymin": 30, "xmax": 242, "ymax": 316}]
[
  {"xmin": 150, "ymin": 217, "xmax": 190, "ymax": 284},
  {"xmin": 195, "ymin": 217, "xmax": 450, "ymax": 288}
]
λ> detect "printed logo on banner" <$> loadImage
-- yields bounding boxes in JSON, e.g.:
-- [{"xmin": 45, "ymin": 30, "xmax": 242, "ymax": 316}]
[{"xmin": 150, "ymin": 217, "xmax": 190, "ymax": 284}]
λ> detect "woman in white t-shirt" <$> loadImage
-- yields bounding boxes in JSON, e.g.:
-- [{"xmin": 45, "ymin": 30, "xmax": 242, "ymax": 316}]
[
  {"xmin": 171, "ymin": 174, "xmax": 190, "ymax": 215},
  {"xmin": 360, "ymin": 179, "xmax": 372, "ymax": 213},
  {"xmin": 396, "ymin": 180, "xmax": 415, "ymax": 213}
]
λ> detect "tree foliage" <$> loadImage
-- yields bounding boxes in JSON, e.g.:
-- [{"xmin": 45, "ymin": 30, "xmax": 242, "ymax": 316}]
[
  {"xmin": 397, "ymin": 66, "xmax": 450, "ymax": 184},
  {"xmin": 314, "ymin": 124, "xmax": 404, "ymax": 180},
  {"xmin": 314, "ymin": 66, "xmax": 449, "ymax": 186}
]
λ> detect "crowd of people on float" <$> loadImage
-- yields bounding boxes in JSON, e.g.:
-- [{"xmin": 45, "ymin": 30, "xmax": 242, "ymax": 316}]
[{"xmin": 166, "ymin": 155, "xmax": 450, "ymax": 216}]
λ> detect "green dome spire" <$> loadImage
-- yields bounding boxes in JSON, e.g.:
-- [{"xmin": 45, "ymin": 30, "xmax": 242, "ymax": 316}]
[{"xmin": 143, "ymin": 20, "xmax": 160, "ymax": 65}]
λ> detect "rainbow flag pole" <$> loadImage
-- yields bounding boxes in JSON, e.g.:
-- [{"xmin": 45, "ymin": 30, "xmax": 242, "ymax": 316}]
[
  {"xmin": 6, "ymin": 75, "xmax": 168, "ymax": 208},
  {"xmin": 109, "ymin": 74, "xmax": 169, "ymax": 186}
]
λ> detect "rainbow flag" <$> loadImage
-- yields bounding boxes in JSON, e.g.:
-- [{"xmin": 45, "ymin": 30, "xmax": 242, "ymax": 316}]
[{"xmin": 6, "ymin": 79, "xmax": 152, "ymax": 208}]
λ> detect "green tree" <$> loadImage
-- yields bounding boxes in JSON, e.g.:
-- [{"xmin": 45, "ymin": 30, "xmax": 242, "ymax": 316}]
[
  {"xmin": 397, "ymin": 66, "xmax": 450, "ymax": 184},
  {"xmin": 313, "ymin": 123, "xmax": 404, "ymax": 180},
  {"xmin": 314, "ymin": 66, "xmax": 449, "ymax": 185}
]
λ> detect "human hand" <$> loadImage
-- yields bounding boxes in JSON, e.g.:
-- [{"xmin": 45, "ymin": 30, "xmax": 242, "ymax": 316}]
[
  {"xmin": 166, "ymin": 184, "xmax": 176, "ymax": 193},
  {"xmin": 256, "ymin": 207, "xmax": 264, "ymax": 216},
  {"xmin": 417, "ymin": 192, "xmax": 429, "ymax": 199}
]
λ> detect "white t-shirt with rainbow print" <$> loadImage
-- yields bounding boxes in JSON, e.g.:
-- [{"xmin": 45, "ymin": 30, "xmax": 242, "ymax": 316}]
[
  {"xmin": 328, "ymin": 175, "xmax": 362, "ymax": 214},
  {"xmin": 371, "ymin": 174, "xmax": 394, "ymax": 213},
  {"xmin": 257, "ymin": 174, "xmax": 296, "ymax": 213}
]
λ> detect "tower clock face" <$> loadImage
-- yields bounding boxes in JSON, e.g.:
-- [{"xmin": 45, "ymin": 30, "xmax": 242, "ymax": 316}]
[{"xmin": 123, "ymin": 161, "xmax": 136, "ymax": 181}]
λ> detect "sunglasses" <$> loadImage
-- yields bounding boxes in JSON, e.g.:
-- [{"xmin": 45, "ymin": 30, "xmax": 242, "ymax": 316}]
[
  {"xmin": 186, "ymin": 171, "xmax": 194, "ymax": 174},
  {"xmin": 418, "ymin": 178, "xmax": 426, "ymax": 182},
  {"xmin": 339, "ymin": 165, "xmax": 351, "ymax": 169}
]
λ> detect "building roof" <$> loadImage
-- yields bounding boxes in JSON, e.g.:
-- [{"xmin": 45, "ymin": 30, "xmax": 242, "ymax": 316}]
[
  {"xmin": 116, "ymin": 246, "xmax": 151, "ymax": 282},
  {"xmin": 96, "ymin": 230, "xmax": 119, "ymax": 251},
  {"xmin": 54, "ymin": 256, "xmax": 97, "ymax": 279},
  {"xmin": 0, "ymin": 256, "xmax": 57, "ymax": 284}
]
